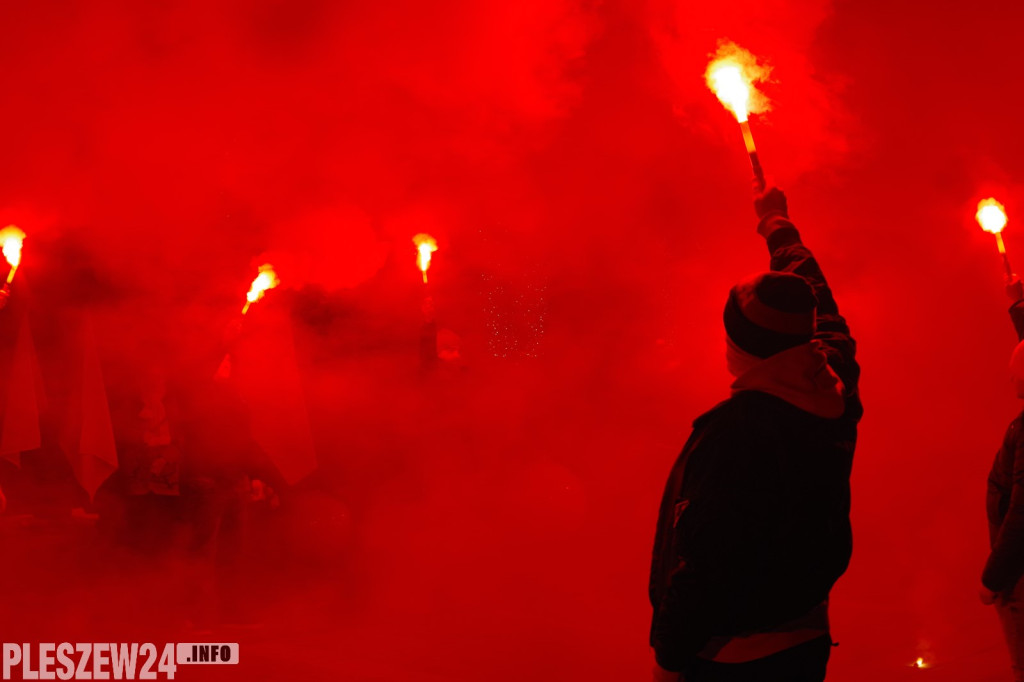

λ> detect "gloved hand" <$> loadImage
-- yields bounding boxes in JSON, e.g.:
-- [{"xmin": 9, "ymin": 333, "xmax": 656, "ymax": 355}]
[
  {"xmin": 1007, "ymin": 276, "xmax": 1024, "ymax": 303},
  {"xmin": 754, "ymin": 186, "xmax": 788, "ymax": 221}
]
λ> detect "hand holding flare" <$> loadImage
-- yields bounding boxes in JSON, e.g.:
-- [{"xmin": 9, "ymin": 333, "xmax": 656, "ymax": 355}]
[
  {"xmin": 706, "ymin": 42, "xmax": 771, "ymax": 191},
  {"xmin": 216, "ymin": 263, "xmax": 281, "ymax": 381},
  {"xmin": 977, "ymin": 198, "xmax": 1013, "ymax": 279}
]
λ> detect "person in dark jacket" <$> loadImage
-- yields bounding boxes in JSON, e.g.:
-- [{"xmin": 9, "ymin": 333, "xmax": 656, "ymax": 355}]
[
  {"xmin": 981, "ymin": 278, "xmax": 1024, "ymax": 681},
  {"xmin": 649, "ymin": 187, "xmax": 862, "ymax": 681}
]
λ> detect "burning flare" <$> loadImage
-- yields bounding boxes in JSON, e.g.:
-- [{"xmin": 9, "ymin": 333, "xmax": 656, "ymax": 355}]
[
  {"xmin": 705, "ymin": 41, "xmax": 771, "ymax": 125},
  {"xmin": 242, "ymin": 263, "xmax": 280, "ymax": 315},
  {"xmin": 0, "ymin": 225, "xmax": 25, "ymax": 285},
  {"xmin": 977, "ymin": 198, "xmax": 1014, "ymax": 278},
  {"xmin": 709, "ymin": 64, "xmax": 751, "ymax": 123},
  {"xmin": 705, "ymin": 42, "xmax": 771, "ymax": 190},
  {"xmin": 413, "ymin": 233, "xmax": 438, "ymax": 284},
  {"xmin": 977, "ymin": 198, "xmax": 1008, "ymax": 236}
]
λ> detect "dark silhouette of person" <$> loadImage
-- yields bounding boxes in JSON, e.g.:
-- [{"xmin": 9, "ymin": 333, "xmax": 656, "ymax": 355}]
[
  {"xmin": 178, "ymin": 374, "xmax": 283, "ymax": 627},
  {"xmin": 981, "ymin": 276, "xmax": 1024, "ymax": 681},
  {"xmin": 649, "ymin": 187, "xmax": 862, "ymax": 681}
]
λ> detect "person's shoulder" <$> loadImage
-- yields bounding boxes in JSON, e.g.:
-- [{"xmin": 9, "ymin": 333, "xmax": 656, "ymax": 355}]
[
  {"xmin": 728, "ymin": 389, "xmax": 806, "ymax": 420},
  {"xmin": 1006, "ymin": 412, "xmax": 1024, "ymax": 443},
  {"xmin": 692, "ymin": 393, "xmax": 782, "ymax": 440},
  {"xmin": 1005, "ymin": 410, "xmax": 1024, "ymax": 433},
  {"xmin": 712, "ymin": 392, "xmax": 833, "ymax": 453}
]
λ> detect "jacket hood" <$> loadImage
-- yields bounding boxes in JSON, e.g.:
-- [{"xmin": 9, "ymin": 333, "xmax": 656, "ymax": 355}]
[{"xmin": 730, "ymin": 340, "xmax": 845, "ymax": 419}]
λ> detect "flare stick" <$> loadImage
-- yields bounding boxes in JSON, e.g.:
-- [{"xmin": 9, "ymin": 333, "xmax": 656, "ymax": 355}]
[
  {"xmin": 706, "ymin": 43, "xmax": 771, "ymax": 192},
  {"xmin": 977, "ymin": 198, "xmax": 1013, "ymax": 279}
]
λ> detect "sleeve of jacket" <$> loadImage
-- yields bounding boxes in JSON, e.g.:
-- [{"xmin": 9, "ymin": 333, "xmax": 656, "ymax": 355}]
[
  {"xmin": 1011, "ymin": 300, "xmax": 1024, "ymax": 341},
  {"xmin": 650, "ymin": 556, "xmax": 715, "ymax": 672},
  {"xmin": 988, "ymin": 449, "xmax": 1007, "ymax": 547},
  {"xmin": 759, "ymin": 214, "xmax": 861, "ymax": 409},
  {"xmin": 983, "ymin": 427, "xmax": 1024, "ymax": 593}
]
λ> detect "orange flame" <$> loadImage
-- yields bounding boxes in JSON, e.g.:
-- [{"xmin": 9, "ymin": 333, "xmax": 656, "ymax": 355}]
[
  {"xmin": 413, "ymin": 233, "xmax": 438, "ymax": 284},
  {"xmin": 705, "ymin": 42, "xmax": 771, "ymax": 123},
  {"xmin": 0, "ymin": 225, "xmax": 25, "ymax": 285},
  {"xmin": 242, "ymin": 263, "xmax": 280, "ymax": 314},
  {"xmin": 977, "ymin": 198, "xmax": 1008, "ymax": 234},
  {"xmin": 913, "ymin": 657, "xmax": 927, "ymax": 669}
]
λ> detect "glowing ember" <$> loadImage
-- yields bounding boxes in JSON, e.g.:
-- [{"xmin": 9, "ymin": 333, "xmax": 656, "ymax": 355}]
[
  {"xmin": 977, "ymin": 198, "xmax": 1008, "ymax": 234},
  {"xmin": 413, "ymin": 233, "xmax": 438, "ymax": 284},
  {"xmin": 913, "ymin": 657, "xmax": 927, "ymax": 669},
  {"xmin": 242, "ymin": 263, "xmax": 280, "ymax": 314},
  {"xmin": 705, "ymin": 41, "xmax": 770, "ymax": 124},
  {"xmin": 0, "ymin": 226, "xmax": 26, "ymax": 286}
]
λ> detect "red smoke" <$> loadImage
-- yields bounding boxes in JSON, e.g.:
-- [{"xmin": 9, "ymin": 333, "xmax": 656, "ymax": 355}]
[{"xmin": 1, "ymin": 0, "xmax": 1024, "ymax": 679}]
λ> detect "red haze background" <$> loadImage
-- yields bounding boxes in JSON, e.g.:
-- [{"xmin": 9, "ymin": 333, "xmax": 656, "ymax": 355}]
[{"xmin": 0, "ymin": 0, "xmax": 1021, "ymax": 679}]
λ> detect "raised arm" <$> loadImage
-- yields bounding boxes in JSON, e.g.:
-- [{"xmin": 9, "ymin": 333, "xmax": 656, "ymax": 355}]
[
  {"xmin": 754, "ymin": 188, "xmax": 861, "ymax": 412},
  {"xmin": 1007, "ymin": 278, "xmax": 1024, "ymax": 340}
]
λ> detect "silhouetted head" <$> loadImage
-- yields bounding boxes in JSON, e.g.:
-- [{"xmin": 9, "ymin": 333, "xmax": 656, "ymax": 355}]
[{"xmin": 724, "ymin": 272, "xmax": 817, "ymax": 376}]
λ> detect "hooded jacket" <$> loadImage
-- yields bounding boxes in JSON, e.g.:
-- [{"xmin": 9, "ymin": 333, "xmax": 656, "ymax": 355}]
[{"xmin": 649, "ymin": 216, "xmax": 863, "ymax": 672}]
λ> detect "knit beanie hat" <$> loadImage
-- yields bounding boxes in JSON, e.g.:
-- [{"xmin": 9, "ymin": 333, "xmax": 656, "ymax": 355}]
[{"xmin": 723, "ymin": 272, "xmax": 817, "ymax": 358}]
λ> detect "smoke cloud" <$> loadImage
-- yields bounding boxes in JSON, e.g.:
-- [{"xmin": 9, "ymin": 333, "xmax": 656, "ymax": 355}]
[{"xmin": 4, "ymin": 0, "xmax": 1024, "ymax": 679}]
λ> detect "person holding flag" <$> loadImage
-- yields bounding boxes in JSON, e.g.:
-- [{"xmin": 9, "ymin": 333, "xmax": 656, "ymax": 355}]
[
  {"xmin": 981, "ymin": 275, "xmax": 1024, "ymax": 682},
  {"xmin": 649, "ymin": 187, "xmax": 862, "ymax": 681}
]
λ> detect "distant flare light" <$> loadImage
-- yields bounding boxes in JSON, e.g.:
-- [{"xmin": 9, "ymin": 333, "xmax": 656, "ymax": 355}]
[
  {"xmin": 413, "ymin": 233, "xmax": 438, "ymax": 284},
  {"xmin": 0, "ymin": 225, "xmax": 25, "ymax": 285},
  {"xmin": 977, "ymin": 198, "xmax": 1014, "ymax": 278},
  {"xmin": 242, "ymin": 263, "xmax": 280, "ymax": 315},
  {"xmin": 705, "ymin": 41, "xmax": 771, "ymax": 191}
]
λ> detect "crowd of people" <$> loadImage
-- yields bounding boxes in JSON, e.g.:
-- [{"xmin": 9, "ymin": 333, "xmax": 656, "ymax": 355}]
[{"xmin": 3, "ymin": 185, "xmax": 1024, "ymax": 677}]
